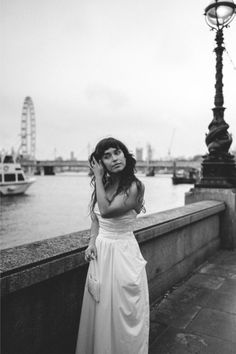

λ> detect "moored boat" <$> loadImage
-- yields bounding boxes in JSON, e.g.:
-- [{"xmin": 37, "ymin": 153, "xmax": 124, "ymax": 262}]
[
  {"xmin": 172, "ymin": 168, "xmax": 199, "ymax": 185},
  {"xmin": 146, "ymin": 167, "xmax": 155, "ymax": 177},
  {"xmin": 0, "ymin": 154, "xmax": 36, "ymax": 196}
]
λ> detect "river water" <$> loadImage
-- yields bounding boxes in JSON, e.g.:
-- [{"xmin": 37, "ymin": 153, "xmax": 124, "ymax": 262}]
[{"xmin": 0, "ymin": 173, "xmax": 192, "ymax": 250}]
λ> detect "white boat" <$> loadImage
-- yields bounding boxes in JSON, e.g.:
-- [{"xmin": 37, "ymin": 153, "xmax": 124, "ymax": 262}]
[{"xmin": 0, "ymin": 154, "xmax": 36, "ymax": 196}]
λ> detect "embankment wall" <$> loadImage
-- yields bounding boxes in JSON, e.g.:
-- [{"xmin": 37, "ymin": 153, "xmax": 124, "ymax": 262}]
[{"xmin": 1, "ymin": 200, "xmax": 225, "ymax": 354}]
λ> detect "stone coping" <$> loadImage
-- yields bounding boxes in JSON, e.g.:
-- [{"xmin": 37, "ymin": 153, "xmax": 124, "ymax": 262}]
[
  {"xmin": 1, "ymin": 200, "xmax": 225, "ymax": 278},
  {"xmin": 134, "ymin": 200, "xmax": 225, "ymax": 243}
]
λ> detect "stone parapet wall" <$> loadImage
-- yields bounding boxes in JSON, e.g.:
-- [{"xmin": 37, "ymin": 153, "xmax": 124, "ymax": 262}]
[
  {"xmin": 0, "ymin": 200, "xmax": 225, "ymax": 354},
  {"xmin": 185, "ymin": 188, "xmax": 236, "ymax": 249}
]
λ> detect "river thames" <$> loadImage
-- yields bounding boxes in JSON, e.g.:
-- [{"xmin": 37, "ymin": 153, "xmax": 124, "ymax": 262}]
[{"xmin": 1, "ymin": 173, "xmax": 193, "ymax": 250}]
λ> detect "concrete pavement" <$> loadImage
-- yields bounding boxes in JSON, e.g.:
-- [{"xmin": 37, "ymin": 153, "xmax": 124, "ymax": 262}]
[{"xmin": 149, "ymin": 249, "xmax": 236, "ymax": 354}]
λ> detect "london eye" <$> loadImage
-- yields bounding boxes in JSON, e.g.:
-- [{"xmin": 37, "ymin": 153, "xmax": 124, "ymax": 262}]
[{"xmin": 20, "ymin": 96, "xmax": 36, "ymax": 159}]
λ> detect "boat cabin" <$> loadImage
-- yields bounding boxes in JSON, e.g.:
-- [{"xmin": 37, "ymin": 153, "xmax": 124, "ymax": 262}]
[{"xmin": 0, "ymin": 154, "xmax": 26, "ymax": 184}]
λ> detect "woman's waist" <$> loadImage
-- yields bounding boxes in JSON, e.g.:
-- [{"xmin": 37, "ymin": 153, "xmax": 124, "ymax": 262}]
[
  {"xmin": 97, "ymin": 228, "xmax": 135, "ymax": 240},
  {"xmin": 98, "ymin": 220, "xmax": 134, "ymax": 232}
]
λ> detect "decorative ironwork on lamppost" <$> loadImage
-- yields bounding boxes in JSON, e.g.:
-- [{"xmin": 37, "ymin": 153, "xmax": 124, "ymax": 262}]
[{"xmin": 196, "ymin": 0, "xmax": 236, "ymax": 188}]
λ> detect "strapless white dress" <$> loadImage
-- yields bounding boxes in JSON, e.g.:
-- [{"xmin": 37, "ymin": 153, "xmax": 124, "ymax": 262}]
[{"xmin": 75, "ymin": 205, "xmax": 149, "ymax": 354}]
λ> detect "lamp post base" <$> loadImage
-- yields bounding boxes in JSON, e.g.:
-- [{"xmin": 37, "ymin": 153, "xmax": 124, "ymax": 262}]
[{"xmin": 196, "ymin": 153, "xmax": 236, "ymax": 188}]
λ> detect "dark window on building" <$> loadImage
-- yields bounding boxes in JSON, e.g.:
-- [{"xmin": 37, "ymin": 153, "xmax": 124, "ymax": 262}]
[
  {"xmin": 18, "ymin": 173, "xmax": 25, "ymax": 181},
  {"xmin": 4, "ymin": 174, "xmax": 16, "ymax": 182},
  {"xmin": 3, "ymin": 155, "xmax": 14, "ymax": 163}
]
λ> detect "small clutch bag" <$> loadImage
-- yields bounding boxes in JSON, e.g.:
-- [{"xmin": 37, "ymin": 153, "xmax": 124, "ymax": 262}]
[{"xmin": 87, "ymin": 260, "xmax": 100, "ymax": 303}]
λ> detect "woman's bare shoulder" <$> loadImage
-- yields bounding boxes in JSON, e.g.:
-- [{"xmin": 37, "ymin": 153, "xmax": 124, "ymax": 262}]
[
  {"xmin": 129, "ymin": 180, "xmax": 139, "ymax": 195},
  {"xmin": 130, "ymin": 179, "xmax": 145, "ymax": 193}
]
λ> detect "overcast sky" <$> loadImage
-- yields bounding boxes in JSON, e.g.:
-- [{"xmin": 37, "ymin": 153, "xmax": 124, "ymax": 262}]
[{"xmin": 1, "ymin": 0, "xmax": 236, "ymax": 160}]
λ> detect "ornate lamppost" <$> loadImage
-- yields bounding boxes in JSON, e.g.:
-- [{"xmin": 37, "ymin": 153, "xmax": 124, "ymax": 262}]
[{"xmin": 197, "ymin": 0, "xmax": 236, "ymax": 188}]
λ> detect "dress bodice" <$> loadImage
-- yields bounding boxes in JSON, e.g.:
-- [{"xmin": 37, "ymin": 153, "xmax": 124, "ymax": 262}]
[{"xmin": 94, "ymin": 203, "xmax": 137, "ymax": 233}]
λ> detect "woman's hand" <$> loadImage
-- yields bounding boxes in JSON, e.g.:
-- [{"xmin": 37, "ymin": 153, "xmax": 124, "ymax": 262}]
[
  {"xmin": 85, "ymin": 243, "xmax": 97, "ymax": 262},
  {"xmin": 91, "ymin": 157, "xmax": 105, "ymax": 179}
]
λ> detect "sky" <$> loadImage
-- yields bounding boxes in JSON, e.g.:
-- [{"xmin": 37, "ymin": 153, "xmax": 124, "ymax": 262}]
[{"xmin": 1, "ymin": 0, "xmax": 236, "ymax": 160}]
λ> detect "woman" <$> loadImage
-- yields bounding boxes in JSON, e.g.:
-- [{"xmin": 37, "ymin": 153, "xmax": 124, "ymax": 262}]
[{"xmin": 75, "ymin": 137, "xmax": 149, "ymax": 354}]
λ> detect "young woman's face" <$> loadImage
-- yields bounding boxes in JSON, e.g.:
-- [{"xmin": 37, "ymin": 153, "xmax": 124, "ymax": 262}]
[{"xmin": 101, "ymin": 147, "xmax": 126, "ymax": 173}]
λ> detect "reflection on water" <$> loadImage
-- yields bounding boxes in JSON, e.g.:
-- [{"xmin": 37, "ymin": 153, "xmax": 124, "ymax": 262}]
[{"xmin": 1, "ymin": 174, "xmax": 192, "ymax": 249}]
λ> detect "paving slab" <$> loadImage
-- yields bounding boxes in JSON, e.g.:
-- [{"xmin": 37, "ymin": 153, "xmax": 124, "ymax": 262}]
[
  {"xmin": 187, "ymin": 308, "xmax": 236, "ymax": 344},
  {"xmin": 199, "ymin": 263, "xmax": 236, "ymax": 279},
  {"xmin": 204, "ymin": 290, "xmax": 236, "ymax": 314},
  {"xmin": 150, "ymin": 297, "xmax": 201, "ymax": 330},
  {"xmin": 149, "ymin": 321, "xmax": 168, "ymax": 345},
  {"xmin": 167, "ymin": 284, "xmax": 213, "ymax": 307},
  {"xmin": 185, "ymin": 273, "xmax": 225, "ymax": 290},
  {"xmin": 149, "ymin": 250, "xmax": 236, "ymax": 353},
  {"xmin": 217, "ymin": 278, "xmax": 236, "ymax": 294},
  {"xmin": 149, "ymin": 327, "xmax": 236, "ymax": 354}
]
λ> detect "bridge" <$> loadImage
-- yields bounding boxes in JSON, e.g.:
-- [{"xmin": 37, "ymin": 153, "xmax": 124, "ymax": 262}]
[{"xmin": 21, "ymin": 159, "xmax": 202, "ymax": 175}]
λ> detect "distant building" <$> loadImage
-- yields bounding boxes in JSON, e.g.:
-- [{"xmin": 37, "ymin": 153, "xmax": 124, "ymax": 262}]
[
  {"xmin": 147, "ymin": 144, "xmax": 153, "ymax": 162},
  {"xmin": 55, "ymin": 156, "xmax": 63, "ymax": 161},
  {"xmin": 70, "ymin": 151, "xmax": 77, "ymax": 161},
  {"xmin": 136, "ymin": 148, "xmax": 143, "ymax": 161}
]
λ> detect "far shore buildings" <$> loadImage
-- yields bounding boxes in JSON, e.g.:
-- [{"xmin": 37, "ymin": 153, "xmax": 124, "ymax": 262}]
[
  {"xmin": 135, "ymin": 144, "xmax": 154, "ymax": 162},
  {"xmin": 135, "ymin": 148, "xmax": 143, "ymax": 162}
]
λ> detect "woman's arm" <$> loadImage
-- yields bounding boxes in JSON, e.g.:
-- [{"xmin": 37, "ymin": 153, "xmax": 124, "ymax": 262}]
[
  {"xmin": 91, "ymin": 157, "xmax": 144, "ymax": 218},
  {"xmin": 85, "ymin": 212, "xmax": 99, "ymax": 261},
  {"xmin": 96, "ymin": 178, "xmax": 142, "ymax": 218}
]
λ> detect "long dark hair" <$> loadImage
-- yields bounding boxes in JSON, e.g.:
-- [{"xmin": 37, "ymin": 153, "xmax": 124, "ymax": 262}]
[{"xmin": 88, "ymin": 137, "xmax": 145, "ymax": 214}]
